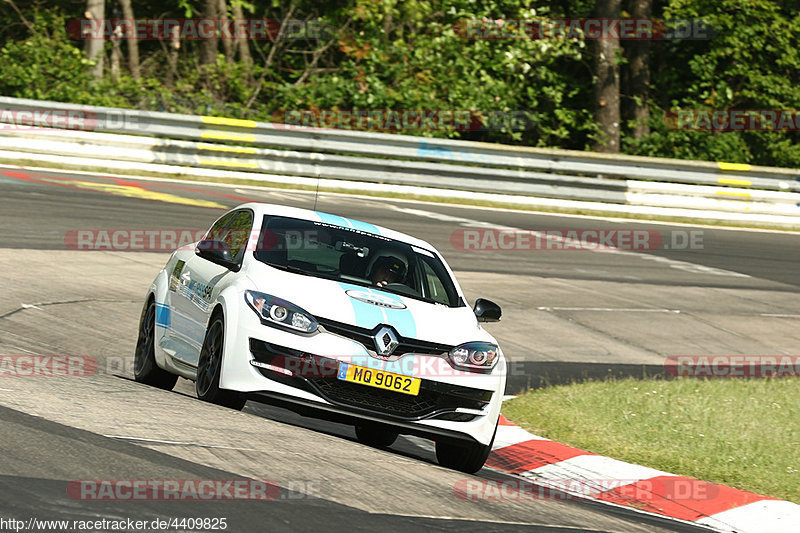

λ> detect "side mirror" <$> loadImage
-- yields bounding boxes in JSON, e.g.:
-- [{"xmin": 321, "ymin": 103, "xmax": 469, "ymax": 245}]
[
  {"xmin": 473, "ymin": 298, "xmax": 501, "ymax": 322},
  {"xmin": 196, "ymin": 239, "xmax": 239, "ymax": 271}
]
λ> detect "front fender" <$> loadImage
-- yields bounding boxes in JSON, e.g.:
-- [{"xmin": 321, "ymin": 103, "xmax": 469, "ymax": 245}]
[
  {"xmin": 149, "ymin": 256, "xmax": 177, "ymax": 370},
  {"xmin": 215, "ymin": 284, "xmax": 245, "ymax": 390}
]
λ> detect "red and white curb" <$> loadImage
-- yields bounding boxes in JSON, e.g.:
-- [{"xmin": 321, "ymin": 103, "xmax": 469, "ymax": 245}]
[{"xmin": 486, "ymin": 415, "xmax": 799, "ymax": 532}]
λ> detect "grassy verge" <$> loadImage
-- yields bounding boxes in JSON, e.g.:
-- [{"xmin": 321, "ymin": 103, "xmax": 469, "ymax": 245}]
[
  {"xmin": 1, "ymin": 156, "xmax": 798, "ymax": 232},
  {"xmin": 502, "ymin": 378, "xmax": 800, "ymax": 503}
]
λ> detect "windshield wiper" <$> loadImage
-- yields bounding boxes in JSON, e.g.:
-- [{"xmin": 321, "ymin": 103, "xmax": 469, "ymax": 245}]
[
  {"xmin": 264, "ymin": 262, "xmax": 341, "ymax": 283},
  {"xmin": 263, "ymin": 262, "xmax": 314, "ymax": 277}
]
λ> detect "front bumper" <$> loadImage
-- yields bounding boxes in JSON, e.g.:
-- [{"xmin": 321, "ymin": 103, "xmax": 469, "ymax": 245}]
[
  {"xmin": 218, "ymin": 309, "xmax": 505, "ymax": 445},
  {"xmin": 249, "ymin": 339, "xmax": 492, "ymax": 422}
]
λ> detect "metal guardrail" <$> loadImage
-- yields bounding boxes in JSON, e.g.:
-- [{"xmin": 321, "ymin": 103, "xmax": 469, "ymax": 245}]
[{"xmin": 0, "ymin": 96, "xmax": 798, "ymax": 221}]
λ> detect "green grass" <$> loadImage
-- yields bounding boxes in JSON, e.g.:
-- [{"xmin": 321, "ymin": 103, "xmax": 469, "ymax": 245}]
[{"xmin": 503, "ymin": 378, "xmax": 800, "ymax": 503}]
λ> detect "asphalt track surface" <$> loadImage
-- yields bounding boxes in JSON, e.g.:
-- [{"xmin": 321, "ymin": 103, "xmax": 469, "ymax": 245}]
[{"xmin": 1, "ymin": 165, "xmax": 797, "ymax": 532}]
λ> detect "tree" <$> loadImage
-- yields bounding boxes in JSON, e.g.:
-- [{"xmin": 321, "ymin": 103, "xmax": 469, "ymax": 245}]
[
  {"xmin": 218, "ymin": 0, "xmax": 234, "ymax": 62},
  {"xmin": 199, "ymin": 0, "xmax": 218, "ymax": 66},
  {"xmin": 625, "ymin": 0, "xmax": 651, "ymax": 139},
  {"xmin": 84, "ymin": 0, "xmax": 105, "ymax": 81},
  {"xmin": 592, "ymin": 0, "xmax": 621, "ymax": 152},
  {"xmin": 231, "ymin": 0, "xmax": 252, "ymax": 65},
  {"xmin": 119, "ymin": 0, "xmax": 139, "ymax": 79}
]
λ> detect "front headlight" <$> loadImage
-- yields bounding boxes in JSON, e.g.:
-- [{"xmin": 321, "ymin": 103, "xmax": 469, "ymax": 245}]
[
  {"xmin": 245, "ymin": 290, "xmax": 319, "ymax": 334},
  {"xmin": 448, "ymin": 342, "xmax": 499, "ymax": 373}
]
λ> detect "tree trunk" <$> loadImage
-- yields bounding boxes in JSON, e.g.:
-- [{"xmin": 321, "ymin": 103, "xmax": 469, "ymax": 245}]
[
  {"xmin": 627, "ymin": 0, "xmax": 652, "ymax": 139},
  {"xmin": 84, "ymin": 0, "xmax": 105, "ymax": 81},
  {"xmin": 166, "ymin": 24, "xmax": 180, "ymax": 86},
  {"xmin": 592, "ymin": 0, "xmax": 621, "ymax": 153},
  {"xmin": 231, "ymin": 1, "xmax": 252, "ymax": 66},
  {"xmin": 119, "ymin": 0, "xmax": 140, "ymax": 79},
  {"xmin": 110, "ymin": 22, "xmax": 122, "ymax": 82},
  {"xmin": 199, "ymin": 0, "xmax": 218, "ymax": 66},
  {"xmin": 217, "ymin": 0, "xmax": 234, "ymax": 62}
]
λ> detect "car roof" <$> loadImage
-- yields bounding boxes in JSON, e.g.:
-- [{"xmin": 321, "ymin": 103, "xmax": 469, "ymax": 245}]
[{"xmin": 234, "ymin": 202, "xmax": 437, "ymax": 251}]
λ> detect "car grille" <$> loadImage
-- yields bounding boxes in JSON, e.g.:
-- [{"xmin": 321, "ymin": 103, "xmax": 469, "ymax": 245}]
[
  {"xmin": 305, "ymin": 377, "xmax": 437, "ymax": 417},
  {"xmin": 316, "ymin": 317, "xmax": 452, "ymax": 356},
  {"xmin": 249, "ymin": 339, "xmax": 491, "ymax": 420}
]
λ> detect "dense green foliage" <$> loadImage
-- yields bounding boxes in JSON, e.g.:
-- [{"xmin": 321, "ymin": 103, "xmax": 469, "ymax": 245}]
[{"xmin": 0, "ymin": 0, "xmax": 797, "ymax": 166}]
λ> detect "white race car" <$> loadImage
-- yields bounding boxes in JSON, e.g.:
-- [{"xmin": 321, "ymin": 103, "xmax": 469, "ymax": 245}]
[{"xmin": 134, "ymin": 203, "xmax": 505, "ymax": 473}]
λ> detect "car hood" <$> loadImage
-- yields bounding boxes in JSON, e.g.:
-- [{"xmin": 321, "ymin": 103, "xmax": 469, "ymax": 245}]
[{"xmin": 247, "ymin": 263, "xmax": 494, "ymax": 346}]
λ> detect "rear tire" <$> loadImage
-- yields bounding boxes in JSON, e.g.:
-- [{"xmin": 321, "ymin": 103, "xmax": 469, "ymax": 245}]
[
  {"xmin": 196, "ymin": 313, "xmax": 246, "ymax": 411},
  {"xmin": 435, "ymin": 422, "xmax": 497, "ymax": 474},
  {"xmin": 133, "ymin": 299, "xmax": 178, "ymax": 390},
  {"xmin": 355, "ymin": 424, "xmax": 398, "ymax": 448}
]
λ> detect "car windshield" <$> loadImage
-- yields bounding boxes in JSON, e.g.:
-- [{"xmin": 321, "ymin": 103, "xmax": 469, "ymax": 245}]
[{"xmin": 253, "ymin": 215, "xmax": 463, "ymax": 307}]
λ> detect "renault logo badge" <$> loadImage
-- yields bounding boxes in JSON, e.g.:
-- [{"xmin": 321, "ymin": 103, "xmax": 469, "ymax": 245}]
[{"xmin": 374, "ymin": 325, "xmax": 399, "ymax": 356}]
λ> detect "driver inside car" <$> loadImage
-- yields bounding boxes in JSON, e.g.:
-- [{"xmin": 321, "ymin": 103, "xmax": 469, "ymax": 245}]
[{"xmin": 370, "ymin": 255, "xmax": 407, "ymax": 287}]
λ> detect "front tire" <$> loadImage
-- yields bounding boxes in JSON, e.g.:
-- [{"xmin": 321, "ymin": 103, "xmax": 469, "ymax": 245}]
[
  {"xmin": 355, "ymin": 424, "xmax": 398, "ymax": 448},
  {"xmin": 196, "ymin": 314, "xmax": 246, "ymax": 410},
  {"xmin": 435, "ymin": 423, "xmax": 497, "ymax": 474},
  {"xmin": 134, "ymin": 299, "xmax": 178, "ymax": 390}
]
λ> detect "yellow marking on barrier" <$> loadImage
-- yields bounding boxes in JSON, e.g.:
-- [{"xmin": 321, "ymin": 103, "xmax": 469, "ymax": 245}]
[
  {"xmin": 715, "ymin": 190, "xmax": 751, "ymax": 198},
  {"xmin": 201, "ymin": 131, "xmax": 256, "ymax": 143},
  {"xmin": 39, "ymin": 178, "xmax": 226, "ymax": 208},
  {"xmin": 198, "ymin": 143, "xmax": 256, "ymax": 155},
  {"xmin": 717, "ymin": 162, "xmax": 751, "ymax": 171},
  {"xmin": 199, "ymin": 159, "xmax": 259, "ymax": 169},
  {"xmin": 201, "ymin": 116, "xmax": 257, "ymax": 128},
  {"xmin": 718, "ymin": 178, "xmax": 752, "ymax": 186}
]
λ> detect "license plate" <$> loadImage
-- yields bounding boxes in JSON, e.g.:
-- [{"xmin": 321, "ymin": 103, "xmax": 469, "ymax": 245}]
[{"xmin": 337, "ymin": 363, "xmax": 421, "ymax": 396}]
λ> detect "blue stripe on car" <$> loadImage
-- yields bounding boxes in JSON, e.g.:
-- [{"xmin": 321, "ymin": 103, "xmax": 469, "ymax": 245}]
[
  {"xmin": 347, "ymin": 219, "xmax": 381, "ymax": 235},
  {"xmin": 369, "ymin": 288, "xmax": 417, "ymax": 338},
  {"xmin": 338, "ymin": 283, "xmax": 417, "ymax": 338},
  {"xmin": 155, "ymin": 303, "xmax": 171, "ymax": 328},
  {"xmin": 338, "ymin": 282, "xmax": 384, "ymax": 330},
  {"xmin": 316, "ymin": 212, "xmax": 380, "ymax": 235},
  {"xmin": 316, "ymin": 212, "xmax": 352, "ymax": 228}
]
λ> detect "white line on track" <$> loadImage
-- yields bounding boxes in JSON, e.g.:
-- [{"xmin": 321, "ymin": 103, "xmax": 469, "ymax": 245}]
[
  {"xmin": 537, "ymin": 307, "xmax": 681, "ymax": 313},
  {"xmin": 760, "ymin": 313, "xmax": 800, "ymax": 318},
  {"xmin": 384, "ymin": 513, "xmax": 609, "ymax": 529},
  {"xmin": 104, "ymin": 435, "xmax": 260, "ymax": 451},
  {"xmin": 393, "ymin": 206, "xmax": 752, "ymax": 278}
]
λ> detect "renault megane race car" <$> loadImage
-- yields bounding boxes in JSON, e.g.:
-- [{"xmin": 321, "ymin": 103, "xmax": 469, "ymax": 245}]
[{"xmin": 134, "ymin": 203, "xmax": 505, "ymax": 473}]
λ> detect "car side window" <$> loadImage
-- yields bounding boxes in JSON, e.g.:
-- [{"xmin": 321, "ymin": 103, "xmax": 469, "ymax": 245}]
[
  {"xmin": 420, "ymin": 259, "xmax": 449, "ymax": 305},
  {"xmin": 224, "ymin": 211, "xmax": 254, "ymax": 261},
  {"xmin": 203, "ymin": 210, "xmax": 254, "ymax": 263},
  {"xmin": 207, "ymin": 212, "xmax": 235, "ymax": 242}
]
